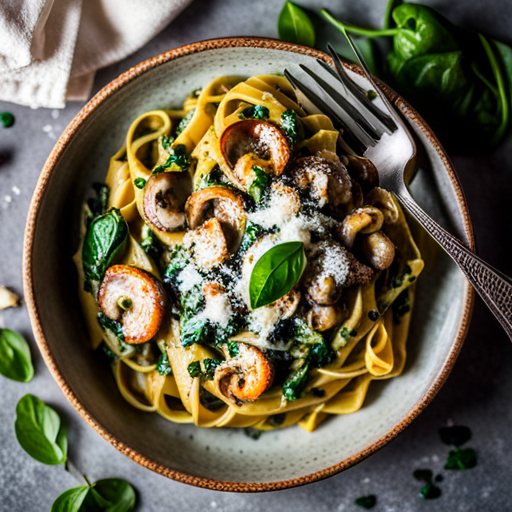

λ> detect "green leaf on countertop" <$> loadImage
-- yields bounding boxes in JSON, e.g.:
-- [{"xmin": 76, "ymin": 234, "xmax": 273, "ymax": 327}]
[
  {"xmin": 51, "ymin": 486, "xmax": 90, "ymax": 512},
  {"xmin": 444, "ymin": 447, "xmax": 477, "ymax": 470},
  {"xmin": 0, "ymin": 328, "xmax": 34, "ymax": 382},
  {"xmin": 278, "ymin": 1, "xmax": 316, "ymax": 47},
  {"xmin": 15, "ymin": 394, "xmax": 68, "ymax": 465}
]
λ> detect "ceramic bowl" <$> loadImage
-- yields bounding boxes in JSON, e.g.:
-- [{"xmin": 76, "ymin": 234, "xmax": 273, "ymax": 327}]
[{"xmin": 23, "ymin": 37, "xmax": 475, "ymax": 492}]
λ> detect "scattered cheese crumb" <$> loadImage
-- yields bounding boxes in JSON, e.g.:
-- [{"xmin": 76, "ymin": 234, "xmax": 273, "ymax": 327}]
[
  {"xmin": 51, "ymin": 109, "xmax": 60, "ymax": 119},
  {"xmin": 11, "ymin": 186, "xmax": 20, "ymax": 195},
  {"xmin": 0, "ymin": 286, "xmax": 21, "ymax": 310},
  {"xmin": 177, "ymin": 263, "xmax": 203, "ymax": 294}
]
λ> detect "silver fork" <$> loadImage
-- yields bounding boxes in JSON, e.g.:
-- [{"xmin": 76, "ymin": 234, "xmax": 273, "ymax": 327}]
[{"xmin": 284, "ymin": 40, "xmax": 512, "ymax": 341}]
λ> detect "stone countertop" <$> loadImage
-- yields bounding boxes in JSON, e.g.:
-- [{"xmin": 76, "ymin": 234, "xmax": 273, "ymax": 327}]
[{"xmin": 1, "ymin": 0, "xmax": 512, "ymax": 510}]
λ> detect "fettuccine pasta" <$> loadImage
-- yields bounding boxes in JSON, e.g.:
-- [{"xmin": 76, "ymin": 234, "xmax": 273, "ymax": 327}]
[{"xmin": 75, "ymin": 74, "xmax": 423, "ymax": 432}]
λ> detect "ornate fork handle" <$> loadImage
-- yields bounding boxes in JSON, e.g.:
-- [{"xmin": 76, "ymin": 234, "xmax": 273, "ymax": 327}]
[{"xmin": 396, "ymin": 190, "xmax": 512, "ymax": 340}]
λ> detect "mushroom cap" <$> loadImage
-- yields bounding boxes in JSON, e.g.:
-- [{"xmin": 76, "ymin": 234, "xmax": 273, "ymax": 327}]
[
  {"xmin": 219, "ymin": 120, "xmax": 290, "ymax": 182},
  {"xmin": 143, "ymin": 171, "xmax": 191, "ymax": 232},
  {"xmin": 185, "ymin": 186, "xmax": 246, "ymax": 251},
  {"xmin": 358, "ymin": 231, "xmax": 396, "ymax": 270},
  {"xmin": 98, "ymin": 265, "xmax": 167, "ymax": 344}
]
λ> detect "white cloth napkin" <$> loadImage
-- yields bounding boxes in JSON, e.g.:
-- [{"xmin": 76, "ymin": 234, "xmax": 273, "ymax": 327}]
[{"xmin": 0, "ymin": 0, "xmax": 191, "ymax": 108}]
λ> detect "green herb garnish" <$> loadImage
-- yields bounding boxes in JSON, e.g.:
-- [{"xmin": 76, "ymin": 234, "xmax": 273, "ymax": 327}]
[
  {"xmin": 249, "ymin": 241, "xmax": 306, "ymax": 309},
  {"xmin": 445, "ymin": 448, "xmax": 477, "ymax": 470},
  {"xmin": 134, "ymin": 177, "xmax": 146, "ymax": 189},
  {"xmin": 239, "ymin": 105, "xmax": 270, "ymax": 120},
  {"xmin": 354, "ymin": 495, "xmax": 377, "ymax": 509},
  {"xmin": 227, "ymin": 341, "xmax": 240, "ymax": 358},
  {"xmin": 176, "ymin": 109, "xmax": 196, "ymax": 135},
  {"xmin": 419, "ymin": 483, "xmax": 441, "ymax": 499},
  {"xmin": 248, "ymin": 165, "xmax": 271, "ymax": 203},
  {"xmin": 187, "ymin": 361, "xmax": 202, "ymax": 378},
  {"xmin": 278, "ymin": 1, "xmax": 316, "ymax": 47},
  {"xmin": 0, "ymin": 328, "xmax": 34, "ymax": 382},
  {"xmin": 280, "ymin": 109, "xmax": 303, "ymax": 147},
  {"xmin": 0, "ymin": 112, "xmax": 15, "ymax": 128},
  {"xmin": 203, "ymin": 358, "xmax": 221, "ymax": 379},
  {"xmin": 97, "ymin": 313, "xmax": 125, "ymax": 344},
  {"xmin": 153, "ymin": 144, "xmax": 191, "ymax": 173},
  {"xmin": 86, "ymin": 183, "xmax": 110, "ymax": 221},
  {"xmin": 157, "ymin": 353, "xmax": 172, "ymax": 376}
]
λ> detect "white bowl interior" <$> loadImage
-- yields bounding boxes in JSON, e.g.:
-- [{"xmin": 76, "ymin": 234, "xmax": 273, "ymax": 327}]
[{"xmin": 30, "ymin": 45, "xmax": 471, "ymax": 485}]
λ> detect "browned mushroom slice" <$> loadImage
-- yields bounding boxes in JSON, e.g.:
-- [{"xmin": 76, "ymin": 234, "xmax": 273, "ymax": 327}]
[
  {"xmin": 339, "ymin": 206, "xmax": 384, "ymax": 250},
  {"xmin": 143, "ymin": 171, "xmax": 191, "ymax": 232},
  {"xmin": 214, "ymin": 343, "xmax": 274, "ymax": 402},
  {"xmin": 307, "ymin": 304, "xmax": 346, "ymax": 332},
  {"xmin": 185, "ymin": 186, "xmax": 246, "ymax": 251},
  {"xmin": 98, "ymin": 265, "xmax": 167, "ymax": 344},
  {"xmin": 289, "ymin": 156, "xmax": 352, "ymax": 208},
  {"xmin": 346, "ymin": 155, "xmax": 379, "ymax": 193},
  {"xmin": 220, "ymin": 120, "xmax": 290, "ymax": 185},
  {"xmin": 189, "ymin": 217, "xmax": 229, "ymax": 270},
  {"xmin": 358, "ymin": 231, "xmax": 396, "ymax": 270}
]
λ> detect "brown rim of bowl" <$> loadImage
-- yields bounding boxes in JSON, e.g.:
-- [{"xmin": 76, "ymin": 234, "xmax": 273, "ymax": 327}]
[{"xmin": 23, "ymin": 36, "xmax": 475, "ymax": 493}]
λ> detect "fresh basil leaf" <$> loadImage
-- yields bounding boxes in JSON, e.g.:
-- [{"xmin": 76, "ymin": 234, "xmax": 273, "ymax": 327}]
[
  {"xmin": 249, "ymin": 241, "xmax": 306, "ymax": 309},
  {"xmin": 15, "ymin": 394, "xmax": 68, "ymax": 465},
  {"xmin": 0, "ymin": 328, "xmax": 34, "ymax": 382},
  {"xmin": 82, "ymin": 208, "xmax": 128, "ymax": 284},
  {"xmin": 88, "ymin": 479, "xmax": 136, "ymax": 512},
  {"xmin": 278, "ymin": 1, "xmax": 316, "ymax": 47},
  {"xmin": 51, "ymin": 486, "xmax": 90, "ymax": 512}
]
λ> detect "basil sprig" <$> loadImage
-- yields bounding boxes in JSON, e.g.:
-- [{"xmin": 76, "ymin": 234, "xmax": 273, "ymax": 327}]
[
  {"xmin": 278, "ymin": 1, "xmax": 316, "ymax": 47},
  {"xmin": 249, "ymin": 241, "xmax": 306, "ymax": 309},
  {"xmin": 15, "ymin": 394, "xmax": 68, "ymax": 465},
  {"xmin": 82, "ymin": 208, "xmax": 128, "ymax": 285},
  {"xmin": 51, "ymin": 479, "xmax": 136, "ymax": 512},
  {"xmin": 0, "ymin": 328, "xmax": 34, "ymax": 382}
]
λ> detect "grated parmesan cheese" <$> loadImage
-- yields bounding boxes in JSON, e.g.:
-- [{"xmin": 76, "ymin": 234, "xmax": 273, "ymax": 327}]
[{"xmin": 177, "ymin": 263, "xmax": 203, "ymax": 293}]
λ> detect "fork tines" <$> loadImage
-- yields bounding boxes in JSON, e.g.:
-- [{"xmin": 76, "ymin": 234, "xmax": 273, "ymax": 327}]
[{"xmin": 284, "ymin": 44, "xmax": 397, "ymax": 154}]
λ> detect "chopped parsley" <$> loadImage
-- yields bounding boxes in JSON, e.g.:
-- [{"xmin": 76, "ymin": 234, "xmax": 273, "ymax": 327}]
[
  {"xmin": 280, "ymin": 109, "xmax": 303, "ymax": 146},
  {"xmin": 248, "ymin": 165, "xmax": 271, "ymax": 203},
  {"xmin": 134, "ymin": 177, "xmax": 146, "ymax": 189},
  {"xmin": 203, "ymin": 358, "xmax": 221, "ymax": 379},
  {"xmin": 157, "ymin": 353, "xmax": 172, "ymax": 376},
  {"xmin": 187, "ymin": 361, "xmax": 202, "ymax": 378},
  {"xmin": 153, "ymin": 144, "xmax": 191, "ymax": 173},
  {"xmin": 239, "ymin": 104, "xmax": 270, "ymax": 120},
  {"xmin": 176, "ymin": 109, "xmax": 195, "ymax": 136}
]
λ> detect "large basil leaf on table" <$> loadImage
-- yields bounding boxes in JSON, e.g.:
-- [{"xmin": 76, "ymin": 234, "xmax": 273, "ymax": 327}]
[
  {"xmin": 0, "ymin": 328, "xmax": 34, "ymax": 382},
  {"xmin": 82, "ymin": 208, "xmax": 128, "ymax": 285},
  {"xmin": 15, "ymin": 394, "xmax": 68, "ymax": 465}
]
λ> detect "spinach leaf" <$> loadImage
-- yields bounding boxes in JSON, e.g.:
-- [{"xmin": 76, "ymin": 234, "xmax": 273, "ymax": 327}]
[
  {"xmin": 248, "ymin": 165, "xmax": 271, "ymax": 203},
  {"xmin": 322, "ymin": 3, "xmax": 512, "ymax": 149},
  {"xmin": 157, "ymin": 352, "xmax": 172, "ymax": 376},
  {"xmin": 227, "ymin": 341, "xmax": 240, "ymax": 358},
  {"xmin": 176, "ymin": 109, "xmax": 196, "ymax": 136},
  {"xmin": 140, "ymin": 224, "xmax": 162, "ymax": 261},
  {"xmin": 181, "ymin": 317, "xmax": 209, "ymax": 347},
  {"xmin": 0, "ymin": 328, "xmax": 34, "ymax": 382},
  {"xmin": 239, "ymin": 222, "xmax": 264, "ymax": 253},
  {"xmin": 280, "ymin": 109, "xmax": 303, "ymax": 147},
  {"xmin": 282, "ymin": 361, "xmax": 310, "ymax": 401},
  {"xmin": 82, "ymin": 208, "xmax": 128, "ymax": 285},
  {"xmin": 278, "ymin": 1, "xmax": 316, "ymax": 47},
  {"xmin": 249, "ymin": 241, "xmax": 306, "ymax": 309},
  {"xmin": 86, "ymin": 184, "xmax": 109, "ymax": 221},
  {"xmin": 187, "ymin": 361, "xmax": 202, "ymax": 378},
  {"xmin": 152, "ymin": 144, "xmax": 191, "ymax": 173},
  {"xmin": 87, "ymin": 478, "xmax": 136, "ymax": 512},
  {"xmin": 203, "ymin": 358, "xmax": 221, "ymax": 379},
  {"xmin": 163, "ymin": 245, "xmax": 189, "ymax": 284},
  {"xmin": 97, "ymin": 313, "xmax": 125, "ymax": 344},
  {"xmin": 51, "ymin": 486, "xmax": 90, "ymax": 512},
  {"xmin": 15, "ymin": 394, "xmax": 68, "ymax": 465},
  {"xmin": 239, "ymin": 105, "xmax": 270, "ymax": 120}
]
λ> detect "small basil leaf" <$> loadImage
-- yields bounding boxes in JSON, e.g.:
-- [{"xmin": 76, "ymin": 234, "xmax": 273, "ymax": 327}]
[
  {"xmin": 82, "ymin": 208, "xmax": 128, "ymax": 284},
  {"xmin": 15, "ymin": 394, "xmax": 68, "ymax": 465},
  {"xmin": 278, "ymin": 1, "xmax": 316, "ymax": 47},
  {"xmin": 89, "ymin": 478, "xmax": 136, "ymax": 512},
  {"xmin": 51, "ymin": 486, "xmax": 91, "ymax": 512},
  {"xmin": 0, "ymin": 328, "xmax": 34, "ymax": 382},
  {"xmin": 249, "ymin": 241, "xmax": 306, "ymax": 309}
]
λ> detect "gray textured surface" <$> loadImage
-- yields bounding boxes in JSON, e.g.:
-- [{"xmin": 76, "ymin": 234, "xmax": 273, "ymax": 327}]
[{"xmin": 1, "ymin": 0, "xmax": 512, "ymax": 510}]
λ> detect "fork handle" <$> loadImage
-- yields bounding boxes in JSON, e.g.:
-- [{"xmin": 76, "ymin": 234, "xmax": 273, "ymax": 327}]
[{"xmin": 396, "ymin": 191, "xmax": 512, "ymax": 340}]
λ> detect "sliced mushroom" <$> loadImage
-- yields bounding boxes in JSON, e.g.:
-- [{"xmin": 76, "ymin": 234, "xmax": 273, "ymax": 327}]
[
  {"xmin": 188, "ymin": 217, "xmax": 229, "ymax": 270},
  {"xmin": 98, "ymin": 265, "xmax": 167, "ymax": 344},
  {"xmin": 220, "ymin": 120, "xmax": 290, "ymax": 186},
  {"xmin": 289, "ymin": 156, "xmax": 352, "ymax": 209},
  {"xmin": 346, "ymin": 155, "xmax": 379, "ymax": 193},
  {"xmin": 305, "ymin": 240, "xmax": 374, "ymax": 304},
  {"xmin": 185, "ymin": 186, "xmax": 246, "ymax": 251},
  {"xmin": 358, "ymin": 231, "xmax": 396, "ymax": 270},
  {"xmin": 339, "ymin": 206, "xmax": 384, "ymax": 250},
  {"xmin": 214, "ymin": 343, "xmax": 274, "ymax": 402},
  {"xmin": 143, "ymin": 171, "xmax": 191, "ymax": 232},
  {"xmin": 275, "ymin": 289, "xmax": 301, "ymax": 319},
  {"xmin": 307, "ymin": 304, "xmax": 346, "ymax": 332}
]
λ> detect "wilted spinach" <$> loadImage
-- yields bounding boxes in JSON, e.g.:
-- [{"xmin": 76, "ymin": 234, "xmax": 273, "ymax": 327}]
[{"xmin": 82, "ymin": 208, "xmax": 128, "ymax": 285}]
